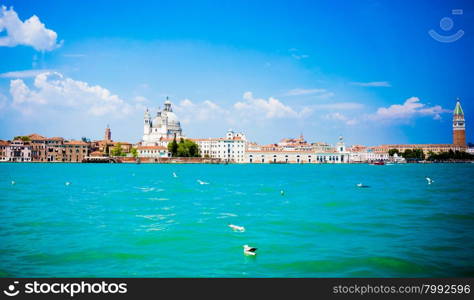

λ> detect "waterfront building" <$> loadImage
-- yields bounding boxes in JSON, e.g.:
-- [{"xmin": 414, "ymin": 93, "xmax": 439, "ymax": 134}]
[
  {"xmin": 142, "ymin": 98, "xmax": 183, "ymax": 146},
  {"xmin": 372, "ymin": 144, "xmax": 466, "ymax": 156},
  {"xmin": 64, "ymin": 140, "xmax": 89, "ymax": 162},
  {"xmin": 27, "ymin": 134, "xmax": 65, "ymax": 162},
  {"xmin": 244, "ymin": 136, "xmax": 349, "ymax": 164},
  {"xmin": 366, "ymin": 148, "xmax": 390, "ymax": 162},
  {"xmin": 0, "ymin": 140, "xmax": 10, "ymax": 162},
  {"xmin": 311, "ymin": 142, "xmax": 334, "ymax": 152},
  {"xmin": 453, "ymin": 98, "xmax": 466, "ymax": 146},
  {"xmin": 192, "ymin": 130, "xmax": 246, "ymax": 163},
  {"xmin": 136, "ymin": 146, "xmax": 170, "ymax": 158},
  {"xmin": 7, "ymin": 139, "xmax": 32, "ymax": 162},
  {"xmin": 348, "ymin": 145, "xmax": 368, "ymax": 163}
]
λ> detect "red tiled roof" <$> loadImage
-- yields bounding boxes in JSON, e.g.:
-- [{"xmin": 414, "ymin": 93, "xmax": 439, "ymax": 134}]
[
  {"xmin": 64, "ymin": 140, "xmax": 88, "ymax": 145},
  {"xmin": 137, "ymin": 146, "xmax": 167, "ymax": 150},
  {"xmin": 247, "ymin": 150, "xmax": 314, "ymax": 154},
  {"xmin": 28, "ymin": 133, "xmax": 46, "ymax": 140},
  {"xmin": 378, "ymin": 144, "xmax": 457, "ymax": 148}
]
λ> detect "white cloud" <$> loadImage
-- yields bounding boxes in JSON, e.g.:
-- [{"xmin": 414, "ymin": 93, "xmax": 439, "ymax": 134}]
[
  {"xmin": 0, "ymin": 6, "xmax": 61, "ymax": 51},
  {"xmin": 0, "ymin": 69, "xmax": 53, "ymax": 78},
  {"xmin": 291, "ymin": 54, "xmax": 309, "ymax": 60},
  {"xmin": 234, "ymin": 91, "xmax": 310, "ymax": 119},
  {"xmin": 9, "ymin": 72, "xmax": 137, "ymax": 116},
  {"xmin": 368, "ymin": 97, "xmax": 449, "ymax": 122},
  {"xmin": 351, "ymin": 81, "xmax": 391, "ymax": 87},
  {"xmin": 174, "ymin": 99, "xmax": 229, "ymax": 124},
  {"xmin": 289, "ymin": 48, "xmax": 309, "ymax": 60},
  {"xmin": 325, "ymin": 112, "xmax": 358, "ymax": 126}
]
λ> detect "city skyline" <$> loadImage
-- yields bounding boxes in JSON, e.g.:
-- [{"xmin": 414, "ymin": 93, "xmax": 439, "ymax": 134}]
[{"xmin": 1, "ymin": 0, "xmax": 473, "ymax": 145}]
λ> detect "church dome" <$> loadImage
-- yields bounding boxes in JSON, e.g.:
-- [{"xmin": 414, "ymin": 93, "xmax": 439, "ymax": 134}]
[{"xmin": 166, "ymin": 111, "xmax": 180, "ymax": 124}]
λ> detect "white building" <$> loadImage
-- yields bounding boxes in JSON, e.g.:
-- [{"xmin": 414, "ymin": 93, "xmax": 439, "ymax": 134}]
[
  {"xmin": 244, "ymin": 136, "xmax": 349, "ymax": 164},
  {"xmin": 366, "ymin": 148, "xmax": 389, "ymax": 162},
  {"xmin": 136, "ymin": 146, "xmax": 170, "ymax": 158},
  {"xmin": 193, "ymin": 130, "xmax": 246, "ymax": 163},
  {"xmin": 142, "ymin": 98, "xmax": 183, "ymax": 146},
  {"xmin": 0, "ymin": 140, "xmax": 10, "ymax": 162},
  {"xmin": 7, "ymin": 140, "xmax": 32, "ymax": 162}
]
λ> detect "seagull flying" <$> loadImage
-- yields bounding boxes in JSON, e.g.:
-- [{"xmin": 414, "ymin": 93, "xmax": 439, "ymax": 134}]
[
  {"xmin": 425, "ymin": 177, "xmax": 434, "ymax": 185},
  {"xmin": 228, "ymin": 224, "xmax": 245, "ymax": 232},
  {"xmin": 243, "ymin": 245, "xmax": 257, "ymax": 256},
  {"xmin": 172, "ymin": 172, "xmax": 178, "ymax": 178},
  {"xmin": 197, "ymin": 180, "xmax": 209, "ymax": 185}
]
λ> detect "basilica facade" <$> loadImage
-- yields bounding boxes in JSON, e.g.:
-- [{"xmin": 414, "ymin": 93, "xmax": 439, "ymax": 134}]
[{"xmin": 142, "ymin": 99, "xmax": 183, "ymax": 146}]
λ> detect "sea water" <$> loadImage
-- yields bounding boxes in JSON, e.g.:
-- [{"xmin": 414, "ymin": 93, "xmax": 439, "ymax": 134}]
[{"xmin": 0, "ymin": 163, "xmax": 473, "ymax": 277}]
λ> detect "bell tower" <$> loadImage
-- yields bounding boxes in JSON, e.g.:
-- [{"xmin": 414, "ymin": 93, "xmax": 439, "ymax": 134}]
[
  {"xmin": 104, "ymin": 124, "xmax": 112, "ymax": 142},
  {"xmin": 453, "ymin": 98, "xmax": 466, "ymax": 146},
  {"xmin": 144, "ymin": 108, "xmax": 151, "ymax": 135}
]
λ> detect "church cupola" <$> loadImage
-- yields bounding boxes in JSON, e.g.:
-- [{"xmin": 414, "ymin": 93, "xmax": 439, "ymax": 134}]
[{"xmin": 164, "ymin": 97, "xmax": 172, "ymax": 112}]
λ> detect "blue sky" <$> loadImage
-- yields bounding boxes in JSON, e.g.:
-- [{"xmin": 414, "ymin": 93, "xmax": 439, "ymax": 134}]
[{"xmin": 0, "ymin": 0, "xmax": 473, "ymax": 145}]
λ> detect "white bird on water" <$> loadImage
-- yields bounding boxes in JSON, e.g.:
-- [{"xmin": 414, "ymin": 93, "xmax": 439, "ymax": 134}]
[
  {"xmin": 280, "ymin": 190, "xmax": 285, "ymax": 196},
  {"xmin": 243, "ymin": 245, "xmax": 257, "ymax": 256},
  {"xmin": 425, "ymin": 177, "xmax": 434, "ymax": 185},
  {"xmin": 228, "ymin": 224, "xmax": 245, "ymax": 232},
  {"xmin": 173, "ymin": 172, "xmax": 178, "ymax": 178},
  {"xmin": 11, "ymin": 180, "xmax": 15, "ymax": 185},
  {"xmin": 356, "ymin": 183, "xmax": 370, "ymax": 188},
  {"xmin": 65, "ymin": 181, "xmax": 71, "ymax": 186},
  {"xmin": 197, "ymin": 179, "xmax": 209, "ymax": 185}
]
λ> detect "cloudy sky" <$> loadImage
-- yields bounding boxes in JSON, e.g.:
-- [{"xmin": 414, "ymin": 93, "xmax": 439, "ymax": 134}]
[{"xmin": 0, "ymin": 0, "xmax": 473, "ymax": 145}]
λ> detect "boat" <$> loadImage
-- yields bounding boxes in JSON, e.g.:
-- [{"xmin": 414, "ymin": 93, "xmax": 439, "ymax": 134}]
[{"xmin": 371, "ymin": 161, "xmax": 385, "ymax": 165}]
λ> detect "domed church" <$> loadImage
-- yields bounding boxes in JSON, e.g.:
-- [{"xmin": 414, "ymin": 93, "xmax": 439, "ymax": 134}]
[{"xmin": 142, "ymin": 97, "xmax": 183, "ymax": 145}]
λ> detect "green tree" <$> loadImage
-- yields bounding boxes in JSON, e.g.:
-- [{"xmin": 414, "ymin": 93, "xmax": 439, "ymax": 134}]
[
  {"xmin": 110, "ymin": 143, "xmax": 124, "ymax": 157},
  {"xmin": 401, "ymin": 149, "xmax": 424, "ymax": 160},
  {"xmin": 177, "ymin": 138, "xmax": 188, "ymax": 157},
  {"xmin": 130, "ymin": 147, "xmax": 138, "ymax": 158},
  {"xmin": 14, "ymin": 136, "xmax": 31, "ymax": 142},
  {"xmin": 388, "ymin": 149, "xmax": 399, "ymax": 156},
  {"xmin": 168, "ymin": 137, "xmax": 179, "ymax": 157},
  {"xmin": 170, "ymin": 138, "xmax": 200, "ymax": 157},
  {"xmin": 187, "ymin": 140, "xmax": 199, "ymax": 157}
]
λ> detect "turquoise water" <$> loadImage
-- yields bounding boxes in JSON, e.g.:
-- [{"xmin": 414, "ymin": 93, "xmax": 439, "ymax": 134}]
[{"xmin": 0, "ymin": 163, "xmax": 473, "ymax": 277}]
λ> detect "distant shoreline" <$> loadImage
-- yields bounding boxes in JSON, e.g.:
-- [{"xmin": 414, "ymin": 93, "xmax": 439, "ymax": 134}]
[{"xmin": 1, "ymin": 161, "xmax": 473, "ymax": 165}]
